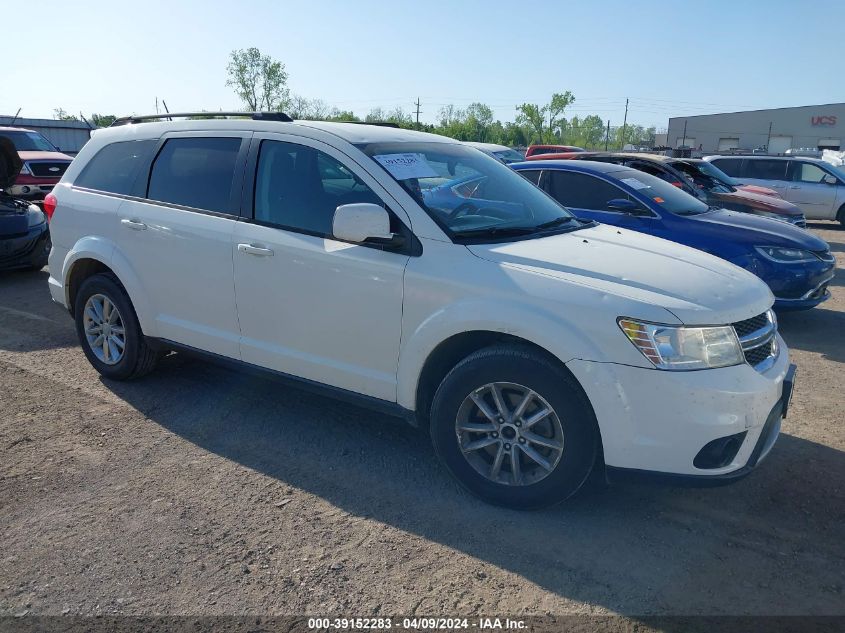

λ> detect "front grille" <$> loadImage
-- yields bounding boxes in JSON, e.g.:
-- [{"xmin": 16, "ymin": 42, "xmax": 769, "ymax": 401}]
[
  {"xmin": 732, "ymin": 310, "xmax": 778, "ymax": 370},
  {"xmin": 733, "ymin": 313, "xmax": 769, "ymax": 338},
  {"xmin": 27, "ymin": 161, "xmax": 70, "ymax": 178}
]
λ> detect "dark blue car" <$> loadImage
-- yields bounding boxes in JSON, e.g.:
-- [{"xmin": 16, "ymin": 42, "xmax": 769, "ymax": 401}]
[{"xmin": 511, "ymin": 160, "xmax": 835, "ymax": 310}]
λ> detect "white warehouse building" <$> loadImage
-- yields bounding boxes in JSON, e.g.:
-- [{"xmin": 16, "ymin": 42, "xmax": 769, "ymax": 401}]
[{"xmin": 667, "ymin": 102, "xmax": 845, "ymax": 154}]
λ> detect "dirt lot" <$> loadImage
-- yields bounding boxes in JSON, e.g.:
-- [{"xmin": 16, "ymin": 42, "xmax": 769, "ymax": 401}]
[{"xmin": 1, "ymin": 223, "xmax": 843, "ymax": 619}]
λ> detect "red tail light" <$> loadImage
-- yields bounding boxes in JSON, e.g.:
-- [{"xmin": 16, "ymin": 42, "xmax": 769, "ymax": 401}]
[{"xmin": 43, "ymin": 193, "xmax": 57, "ymax": 221}]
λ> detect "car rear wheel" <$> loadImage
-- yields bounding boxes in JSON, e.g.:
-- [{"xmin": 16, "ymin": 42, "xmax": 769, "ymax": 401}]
[
  {"xmin": 430, "ymin": 344, "xmax": 598, "ymax": 509},
  {"xmin": 837, "ymin": 204, "xmax": 845, "ymax": 227},
  {"xmin": 74, "ymin": 273, "xmax": 159, "ymax": 380}
]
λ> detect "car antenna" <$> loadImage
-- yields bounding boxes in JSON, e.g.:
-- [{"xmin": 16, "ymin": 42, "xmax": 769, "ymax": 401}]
[
  {"xmin": 9, "ymin": 108, "xmax": 20, "ymax": 127},
  {"xmin": 162, "ymin": 100, "xmax": 172, "ymax": 122}
]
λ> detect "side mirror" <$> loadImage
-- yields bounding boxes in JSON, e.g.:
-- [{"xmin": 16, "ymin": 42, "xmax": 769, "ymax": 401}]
[
  {"xmin": 823, "ymin": 174, "xmax": 838, "ymax": 185},
  {"xmin": 607, "ymin": 198, "xmax": 641, "ymax": 213},
  {"xmin": 333, "ymin": 203, "xmax": 397, "ymax": 244}
]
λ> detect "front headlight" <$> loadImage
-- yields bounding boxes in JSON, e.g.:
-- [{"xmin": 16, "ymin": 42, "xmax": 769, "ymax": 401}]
[
  {"xmin": 26, "ymin": 205, "xmax": 46, "ymax": 227},
  {"xmin": 754, "ymin": 246, "xmax": 817, "ymax": 263},
  {"xmin": 618, "ymin": 318, "xmax": 744, "ymax": 371}
]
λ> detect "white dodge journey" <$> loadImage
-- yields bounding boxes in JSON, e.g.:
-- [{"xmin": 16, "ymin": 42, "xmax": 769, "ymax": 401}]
[{"xmin": 45, "ymin": 113, "xmax": 795, "ymax": 508}]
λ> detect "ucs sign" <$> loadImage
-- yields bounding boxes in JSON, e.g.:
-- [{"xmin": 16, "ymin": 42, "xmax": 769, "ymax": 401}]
[{"xmin": 811, "ymin": 116, "xmax": 837, "ymax": 126}]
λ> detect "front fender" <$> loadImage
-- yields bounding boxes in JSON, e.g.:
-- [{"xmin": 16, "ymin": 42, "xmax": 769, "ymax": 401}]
[{"xmin": 396, "ymin": 297, "xmax": 611, "ymax": 411}]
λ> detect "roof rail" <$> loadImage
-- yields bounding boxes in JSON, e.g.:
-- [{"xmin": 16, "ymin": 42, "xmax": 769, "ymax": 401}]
[
  {"xmin": 342, "ymin": 121, "xmax": 400, "ymax": 129},
  {"xmin": 110, "ymin": 111, "xmax": 294, "ymax": 127}
]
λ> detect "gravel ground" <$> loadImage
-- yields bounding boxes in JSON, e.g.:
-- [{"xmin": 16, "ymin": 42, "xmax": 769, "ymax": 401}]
[{"xmin": 1, "ymin": 223, "xmax": 843, "ymax": 619}]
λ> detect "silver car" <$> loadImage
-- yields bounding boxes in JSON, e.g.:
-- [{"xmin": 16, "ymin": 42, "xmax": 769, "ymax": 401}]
[{"xmin": 704, "ymin": 155, "xmax": 845, "ymax": 224}]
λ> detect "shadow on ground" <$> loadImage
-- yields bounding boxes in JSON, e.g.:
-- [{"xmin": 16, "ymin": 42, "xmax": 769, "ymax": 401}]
[
  {"xmin": 0, "ymin": 269, "xmax": 73, "ymax": 352},
  {"xmin": 100, "ymin": 352, "xmax": 845, "ymax": 615}
]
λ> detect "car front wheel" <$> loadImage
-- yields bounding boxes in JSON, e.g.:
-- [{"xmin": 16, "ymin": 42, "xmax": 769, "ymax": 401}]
[{"xmin": 430, "ymin": 344, "xmax": 599, "ymax": 509}]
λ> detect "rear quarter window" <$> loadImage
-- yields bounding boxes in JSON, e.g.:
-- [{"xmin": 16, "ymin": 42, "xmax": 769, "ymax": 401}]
[
  {"xmin": 74, "ymin": 140, "xmax": 156, "ymax": 195},
  {"xmin": 710, "ymin": 158, "xmax": 742, "ymax": 177}
]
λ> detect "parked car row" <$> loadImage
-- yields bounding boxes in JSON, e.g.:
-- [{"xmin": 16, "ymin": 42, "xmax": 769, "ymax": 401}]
[
  {"xmin": 42, "ymin": 114, "xmax": 803, "ymax": 509},
  {"xmin": 512, "ymin": 157, "xmax": 835, "ymax": 310}
]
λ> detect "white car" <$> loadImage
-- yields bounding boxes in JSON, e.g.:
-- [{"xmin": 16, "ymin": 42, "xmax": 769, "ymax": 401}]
[
  {"xmin": 464, "ymin": 141, "xmax": 525, "ymax": 164},
  {"xmin": 45, "ymin": 113, "xmax": 794, "ymax": 508},
  {"xmin": 704, "ymin": 155, "xmax": 845, "ymax": 224}
]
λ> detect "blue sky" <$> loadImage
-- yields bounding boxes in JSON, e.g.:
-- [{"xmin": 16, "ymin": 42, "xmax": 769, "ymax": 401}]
[{"xmin": 4, "ymin": 0, "xmax": 843, "ymax": 129}]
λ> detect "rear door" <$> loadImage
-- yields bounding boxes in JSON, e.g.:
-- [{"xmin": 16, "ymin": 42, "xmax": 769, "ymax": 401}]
[
  {"xmin": 784, "ymin": 160, "xmax": 840, "ymax": 219},
  {"xmin": 115, "ymin": 132, "xmax": 249, "ymax": 358},
  {"xmin": 739, "ymin": 158, "xmax": 790, "ymax": 196}
]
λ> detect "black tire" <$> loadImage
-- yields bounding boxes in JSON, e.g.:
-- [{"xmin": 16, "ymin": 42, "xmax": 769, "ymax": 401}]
[
  {"xmin": 430, "ymin": 344, "xmax": 598, "ymax": 509},
  {"xmin": 74, "ymin": 273, "xmax": 159, "ymax": 380},
  {"xmin": 837, "ymin": 204, "xmax": 845, "ymax": 227}
]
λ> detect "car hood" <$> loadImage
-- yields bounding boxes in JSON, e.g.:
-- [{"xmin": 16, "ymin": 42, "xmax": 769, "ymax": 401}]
[
  {"xmin": 737, "ymin": 184, "xmax": 781, "ymax": 198},
  {"xmin": 18, "ymin": 150, "xmax": 73, "ymax": 162},
  {"xmin": 466, "ymin": 223, "xmax": 773, "ymax": 325},
  {"xmin": 716, "ymin": 189, "xmax": 802, "ymax": 215},
  {"xmin": 0, "ymin": 137, "xmax": 22, "ymax": 189},
  {"xmin": 693, "ymin": 208, "xmax": 828, "ymax": 249}
]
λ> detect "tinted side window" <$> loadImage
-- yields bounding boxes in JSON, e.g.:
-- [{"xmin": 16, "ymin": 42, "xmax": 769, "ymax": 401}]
[
  {"xmin": 710, "ymin": 158, "xmax": 742, "ymax": 177},
  {"xmin": 254, "ymin": 140, "xmax": 383, "ymax": 235},
  {"xmin": 147, "ymin": 137, "xmax": 242, "ymax": 213},
  {"xmin": 744, "ymin": 159, "xmax": 788, "ymax": 181},
  {"xmin": 518, "ymin": 170, "xmax": 543, "ymax": 185},
  {"xmin": 547, "ymin": 171, "xmax": 633, "ymax": 210},
  {"xmin": 75, "ymin": 140, "xmax": 156, "ymax": 195}
]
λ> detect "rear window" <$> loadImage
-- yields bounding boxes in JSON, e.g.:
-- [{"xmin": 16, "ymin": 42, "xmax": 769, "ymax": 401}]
[
  {"xmin": 75, "ymin": 140, "xmax": 156, "ymax": 195},
  {"xmin": 147, "ymin": 137, "xmax": 242, "ymax": 213}
]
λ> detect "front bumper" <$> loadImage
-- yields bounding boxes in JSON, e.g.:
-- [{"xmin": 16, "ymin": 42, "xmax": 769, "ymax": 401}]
[
  {"xmin": 0, "ymin": 222, "xmax": 50, "ymax": 270},
  {"xmin": 750, "ymin": 256, "xmax": 836, "ymax": 311},
  {"xmin": 7, "ymin": 183, "xmax": 56, "ymax": 201},
  {"xmin": 567, "ymin": 337, "xmax": 791, "ymax": 478}
]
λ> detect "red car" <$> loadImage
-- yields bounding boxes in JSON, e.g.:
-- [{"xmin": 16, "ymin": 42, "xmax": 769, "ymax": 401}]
[
  {"xmin": 524, "ymin": 144, "xmax": 584, "ymax": 158},
  {"xmin": 526, "ymin": 152, "xmax": 805, "ymax": 226},
  {"xmin": 0, "ymin": 126, "xmax": 73, "ymax": 202}
]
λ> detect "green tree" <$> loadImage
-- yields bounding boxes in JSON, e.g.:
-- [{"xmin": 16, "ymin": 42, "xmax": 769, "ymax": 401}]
[
  {"xmin": 90, "ymin": 113, "xmax": 117, "ymax": 127},
  {"xmin": 226, "ymin": 47, "xmax": 289, "ymax": 111},
  {"xmin": 516, "ymin": 92, "xmax": 575, "ymax": 143},
  {"xmin": 53, "ymin": 108, "xmax": 78, "ymax": 121}
]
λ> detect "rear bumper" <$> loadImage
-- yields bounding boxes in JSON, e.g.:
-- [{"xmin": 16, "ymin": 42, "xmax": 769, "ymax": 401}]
[{"xmin": 607, "ymin": 364, "xmax": 794, "ymax": 486}]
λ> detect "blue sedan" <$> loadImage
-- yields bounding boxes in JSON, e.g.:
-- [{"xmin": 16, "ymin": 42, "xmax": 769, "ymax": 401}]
[{"xmin": 511, "ymin": 160, "xmax": 835, "ymax": 310}]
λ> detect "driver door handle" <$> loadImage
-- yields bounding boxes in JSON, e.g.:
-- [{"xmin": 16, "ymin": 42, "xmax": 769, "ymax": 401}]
[
  {"xmin": 120, "ymin": 218, "xmax": 147, "ymax": 230},
  {"xmin": 237, "ymin": 243, "xmax": 274, "ymax": 257}
]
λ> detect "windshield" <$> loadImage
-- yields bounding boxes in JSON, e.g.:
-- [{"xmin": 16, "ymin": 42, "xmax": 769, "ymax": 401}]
[
  {"xmin": 609, "ymin": 167, "xmax": 711, "ymax": 215},
  {"xmin": 492, "ymin": 148, "xmax": 525, "ymax": 164},
  {"xmin": 690, "ymin": 160, "xmax": 740, "ymax": 187},
  {"xmin": 358, "ymin": 141, "xmax": 579, "ymax": 240},
  {"xmin": 0, "ymin": 130, "xmax": 57, "ymax": 152}
]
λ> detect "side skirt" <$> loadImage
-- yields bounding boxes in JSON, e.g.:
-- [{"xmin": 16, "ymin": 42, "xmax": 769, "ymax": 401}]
[{"xmin": 146, "ymin": 337, "xmax": 418, "ymax": 426}]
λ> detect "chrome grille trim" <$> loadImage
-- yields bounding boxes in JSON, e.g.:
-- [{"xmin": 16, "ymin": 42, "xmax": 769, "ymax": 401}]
[{"xmin": 733, "ymin": 310, "xmax": 778, "ymax": 372}]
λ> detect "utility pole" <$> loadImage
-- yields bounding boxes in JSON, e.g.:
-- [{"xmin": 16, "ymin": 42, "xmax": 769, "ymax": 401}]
[
  {"xmin": 766, "ymin": 121, "xmax": 772, "ymax": 152},
  {"xmin": 414, "ymin": 97, "xmax": 421, "ymax": 130},
  {"xmin": 620, "ymin": 98, "xmax": 629, "ymax": 149},
  {"xmin": 605, "ymin": 120, "xmax": 610, "ymax": 150},
  {"xmin": 681, "ymin": 119, "xmax": 688, "ymax": 150}
]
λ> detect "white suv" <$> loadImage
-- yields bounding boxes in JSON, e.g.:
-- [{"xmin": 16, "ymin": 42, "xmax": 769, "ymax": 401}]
[{"xmin": 45, "ymin": 113, "xmax": 795, "ymax": 508}]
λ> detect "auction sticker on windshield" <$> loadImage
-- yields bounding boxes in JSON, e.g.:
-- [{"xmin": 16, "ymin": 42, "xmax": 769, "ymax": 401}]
[
  {"xmin": 620, "ymin": 177, "xmax": 651, "ymax": 190},
  {"xmin": 374, "ymin": 153, "xmax": 438, "ymax": 180}
]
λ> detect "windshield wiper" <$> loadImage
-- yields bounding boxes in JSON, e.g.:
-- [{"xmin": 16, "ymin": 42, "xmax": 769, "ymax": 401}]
[
  {"xmin": 451, "ymin": 225, "xmax": 540, "ymax": 239},
  {"xmin": 534, "ymin": 216, "xmax": 577, "ymax": 230}
]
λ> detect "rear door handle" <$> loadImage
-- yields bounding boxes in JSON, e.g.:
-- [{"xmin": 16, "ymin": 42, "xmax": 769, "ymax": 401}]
[
  {"xmin": 789, "ymin": 186, "xmax": 801, "ymax": 189},
  {"xmin": 120, "ymin": 218, "xmax": 147, "ymax": 230},
  {"xmin": 237, "ymin": 243, "xmax": 274, "ymax": 257}
]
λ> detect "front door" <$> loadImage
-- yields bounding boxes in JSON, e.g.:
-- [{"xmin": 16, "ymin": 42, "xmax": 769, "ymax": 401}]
[
  {"xmin": 785, "ymin": 160, "xmax": 840, "ymax": 219},
  {"xmin": 232, "ymin": 134, "xmax": 410, "ymax": 401}
]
